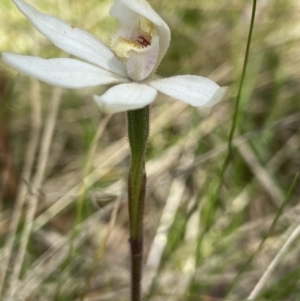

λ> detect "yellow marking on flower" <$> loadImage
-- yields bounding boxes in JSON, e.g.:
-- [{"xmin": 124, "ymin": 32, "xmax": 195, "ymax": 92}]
[
  {"xmin": 112, "ymin": 17, "xmax": 157, "ymax": 60},
  {"xmin": 114, "ymin": 37, "xmax": 143, "ymax": 59}
]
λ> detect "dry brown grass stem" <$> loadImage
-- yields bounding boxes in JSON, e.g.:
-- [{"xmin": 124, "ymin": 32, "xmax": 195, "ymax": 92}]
[
  {"xmin": 0, "ymin": 77, "xmax": 42, "ymax": 297},
  {"xmin": 236, "ymin": 139, "xmax": 284, "ymax": 207},
  {"xmin": 145, "ymin": 178, "xmax": 186, "ymax": 291},
  {"xmin": 7, "ymin": 86, "xmax": 62, "ymax": 299},
  {"xmin": 248, "ymin": 222, "xmax": 300, "ymax": 300},
  {"xmin": 230, "ymin": 132, "xmax": 300, "ymax": 215},
  {"xmin": 12, "ymin": 211, "xmax": 105, "ymax": 300}
]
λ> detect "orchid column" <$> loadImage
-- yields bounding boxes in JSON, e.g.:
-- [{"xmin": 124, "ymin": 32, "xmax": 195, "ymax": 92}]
[{"xmin": 2, "ymin": 0, "xmax": 225, "ymax": 300}]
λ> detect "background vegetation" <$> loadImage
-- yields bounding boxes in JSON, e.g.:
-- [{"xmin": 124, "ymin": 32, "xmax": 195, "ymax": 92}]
[{"xmin": 1, "ymin": 0, "xmax": 300, "ymax": 300}]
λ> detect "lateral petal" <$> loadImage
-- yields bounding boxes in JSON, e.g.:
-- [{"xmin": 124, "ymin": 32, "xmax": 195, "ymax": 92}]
[
  {"xmin": 2, "ymin": 52, "xmax": 128, "ymax": 88},
  {"xmin": 12, "ymin": 0, "xmax": 126, "ymax": 76},
  {"xmin": 148, "ymin": 75, "xmax": 226, "ymax": 107},
  {"xmin": 94, "ymin": 83, "xmax": 157, "ymax": 113}
]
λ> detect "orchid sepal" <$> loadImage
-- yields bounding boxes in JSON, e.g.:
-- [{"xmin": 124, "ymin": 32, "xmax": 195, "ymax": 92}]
[
  {"xmin": 148, "ymin": 75, "xmax": 226, "ymax": 107},
  {"xmin": 12, "ymin": 0, "xmax": 127, "ymax": 76},
  {"xmin": 2, "ymin": 52, "xmax": 129, "ymax": 89}
]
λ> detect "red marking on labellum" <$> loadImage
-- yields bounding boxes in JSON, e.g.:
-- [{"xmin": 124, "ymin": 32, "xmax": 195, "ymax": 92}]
[{"xmin": 137, "ymin": 36, "xmax": 151, "ymax": 47}]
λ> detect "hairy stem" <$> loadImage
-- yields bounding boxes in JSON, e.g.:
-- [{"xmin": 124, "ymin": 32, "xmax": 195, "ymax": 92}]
[{"xmin": 127, "ymin": 106, "xmax": 150, "ymax": 301}]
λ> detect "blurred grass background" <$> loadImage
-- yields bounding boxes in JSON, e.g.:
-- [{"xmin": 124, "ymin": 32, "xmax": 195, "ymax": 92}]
[{"xmin": 1, "ymin": 0, "xmax": 300, "ymax": 300}]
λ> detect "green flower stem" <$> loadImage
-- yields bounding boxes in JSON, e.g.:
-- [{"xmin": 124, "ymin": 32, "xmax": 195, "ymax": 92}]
[{"xmin": 127, "ymin": 106, "xmax": 150, "ymax": 301}]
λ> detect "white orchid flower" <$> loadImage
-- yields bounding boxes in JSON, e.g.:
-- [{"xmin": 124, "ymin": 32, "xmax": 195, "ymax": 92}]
[{"xmin": 2, "ymin": 0, "xmax": 225, "ymax": 114}]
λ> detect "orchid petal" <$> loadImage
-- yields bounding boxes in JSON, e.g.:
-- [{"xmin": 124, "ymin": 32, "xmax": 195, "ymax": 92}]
[
  {"xmin": 2, "ymin": 52, "xmax": 128, "ymax": 89},
  {"xmin": 94, "ymin": 83, "xmax": 157, "ymax": 113},
  {"xmin": 127, "ymin": 36, "xmax": 159, "ymax": 81},
  {"xmin": 110, "ymin": 0, "xmax": 170, "ymax": 72},
  {"xmin": 148, "ymin": 75, "xmax": 225, "ymax": 107},
  {"xmin": 12, "ymin": 0, "xmax": 126, "ymax": 76}
]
